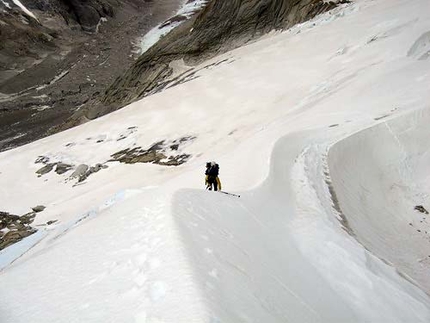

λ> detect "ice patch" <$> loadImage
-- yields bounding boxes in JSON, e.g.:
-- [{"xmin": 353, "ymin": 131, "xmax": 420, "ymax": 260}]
[
  {"xmin": 99, "ymin": 190, "xmax": 126, "ymax": 210},
  {"xmin": 95, "ymin": 17, "xmax": 107, "ymax": 33},
  {"xmin": 136, "ymin": 0, "xmax": 209, "ymax": 54},
  {"xmin": 1, "ymin": 0, "xmax": 11, "ymax": 9},
  {"xmin": 11, "ymin": 0, "xmax": 39, "ymax": 22},
  {"xmin": 177, "ymin": 0, "xmax": 209, "ymax": 18},
  {"xmin": 36, "ymin": 70, "xmax": 69, "ymax": 91},
  {"xmin": 137, "ymin": 23, "xmax": 181, "ymax": 54},
  {"xmin": 35, "ymin": 105, "xmax": 52, "ymax": 112},
  {"xmin": 0, "ymin": 230, "xmax": 47, "ymax": 271}
]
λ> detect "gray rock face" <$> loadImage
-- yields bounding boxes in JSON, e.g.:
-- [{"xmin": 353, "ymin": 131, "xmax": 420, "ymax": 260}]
[
  {"xmin": 73, "ymin": 0, "xmax": 347, "ymax": 120},
  {"xmin": 61, "ymin": 0, "xmax": 115, "ymax": 32},
  {"xmin": 0, "ymin": 0, "xmax": 116, "ymax": 81},
  {"xmin": 0, "ymin": 0, "xmax": 181, "ymax": 152},
  {"xmin": 36, "ymin": 161, "xmax": 73, "ymax": 176},
  {"xmin": 70, "ymin": 164, "xmax": 90, "ymax": 179},
  {"xmin": 55, "ymin": 162, "xmax": 74, "ymax": 174},
  {"xmin": 69, "ymin": 163, "xmax": 108, "ymax": 183},
  {"xmin": 36, "ymin": 163, "xmax": 55, "ymax": 175}
]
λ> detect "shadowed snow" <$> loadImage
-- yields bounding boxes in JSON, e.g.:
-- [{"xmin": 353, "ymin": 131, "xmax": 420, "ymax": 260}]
[{"xmin": 329, "ymin": 108, "xmax": 430, "ymax": 292}]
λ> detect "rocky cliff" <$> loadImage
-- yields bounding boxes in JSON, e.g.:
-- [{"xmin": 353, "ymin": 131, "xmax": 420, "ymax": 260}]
[
  {"xmin": 0, "ymin": 0, "xmax": 182, "ymax": 151},
  {"xmin": 0, "ymin": 0, "xmax": 118, "ymax": 86}
]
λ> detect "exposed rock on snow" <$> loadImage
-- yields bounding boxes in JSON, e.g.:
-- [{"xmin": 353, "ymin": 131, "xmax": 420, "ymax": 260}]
[
  {"xmin": 78, "ymin": 163, "xmax": 108, "ymax": 182},
  {"xmin": 69, "ymin": 164, "xmax": 89, "ymax": 179},
  {"xmin": 35, "ymin": 158, "xmax": 73, "ymax": 176},
  {"xmin": 68, "ymin": 163, "xmax": 108, "ymax": 183},
  {"xmin": 0, "ymin": 211, "xmax": 37, "ymax": 250},
  {"xmin": 31, "ymin": 205, "xmax": 45, "ymax": 213},
  {"xmin": 415, "ymin": 205, "xmax": 429, "ymax": 215},
  {"xmin": 36, "ymin": 163, "xmax": 55, "ymax": 176},
  {"xmin": 110, "ymin": 136, "xmax": 195, "ymax": 166},
  {"xmin": 55, "ymin": 162, "xmax": 73, "ymax": 174}
]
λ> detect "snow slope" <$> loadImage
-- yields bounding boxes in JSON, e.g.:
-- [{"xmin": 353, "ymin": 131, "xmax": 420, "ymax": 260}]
[
  {"xmin": 329, "ymin": 108, "xmax": 430, "ymax": 292},
  {"xmin": 1, "ymin": 0, "xmax": 430, "ymax": 322}
]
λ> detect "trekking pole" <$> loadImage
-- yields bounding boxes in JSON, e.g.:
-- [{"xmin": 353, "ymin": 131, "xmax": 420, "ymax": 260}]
[{"xmin": 219, "ymin": 191, "xmax": 241, "ymax": 198}]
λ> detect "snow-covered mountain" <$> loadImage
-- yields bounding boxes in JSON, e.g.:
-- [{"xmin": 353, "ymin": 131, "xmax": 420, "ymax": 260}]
[
  {"xmin": 69, "ymin": 0, "xmax": 342, "ymax": 125},
  {"xmin": 1, "ymin": 0, "xmax": 430, "ymax": 322}
]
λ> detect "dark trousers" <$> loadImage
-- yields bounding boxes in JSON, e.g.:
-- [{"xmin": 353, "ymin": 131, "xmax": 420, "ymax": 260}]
[{"xmin": 207, "ymin": 176, "xmax": 218, "ymax": 191}]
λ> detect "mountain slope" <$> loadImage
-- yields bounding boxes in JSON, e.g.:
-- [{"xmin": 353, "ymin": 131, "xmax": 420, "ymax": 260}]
[
  {"xmin": 1, "ymin": 0, "xmax": 430, "ymax": 321},
  {"xmin": 62, "ymin": 0, "xmax": 346, "ymax": 125},
  {"xmin": 0, "ymin": 0, "xmax": 185, "ymax": 151}
]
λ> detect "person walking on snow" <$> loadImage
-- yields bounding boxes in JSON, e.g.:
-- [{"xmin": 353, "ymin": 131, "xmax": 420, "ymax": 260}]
[{"xmin": 205, "ymin": 162, "xmax": 222, "ymax": 191}]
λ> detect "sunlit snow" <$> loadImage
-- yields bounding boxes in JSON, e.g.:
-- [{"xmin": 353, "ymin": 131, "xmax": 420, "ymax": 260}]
[{"xmin": 1, "ymin": 0, "xmax": 430, "ymax": 322}]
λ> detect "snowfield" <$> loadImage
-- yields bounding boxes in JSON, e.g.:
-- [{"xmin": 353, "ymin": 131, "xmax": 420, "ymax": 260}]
[{"xmin": 1, "ymin": 0, "xmax": 430, "ymax": 322}]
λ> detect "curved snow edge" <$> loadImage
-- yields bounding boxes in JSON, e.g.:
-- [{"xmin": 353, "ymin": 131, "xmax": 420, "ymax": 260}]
[
  {"xmin": 326, "ymin": 106, "xmax": 430, "ymax": 293},
  {"xmin": 171, "ymin": 127, "xmax": 430, "ymax": 322}
]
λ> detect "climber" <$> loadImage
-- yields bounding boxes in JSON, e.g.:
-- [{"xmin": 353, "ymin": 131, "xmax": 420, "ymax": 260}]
[{"xmin": 205, "ymin": 162, "xmax": 222, "ymax": 191}]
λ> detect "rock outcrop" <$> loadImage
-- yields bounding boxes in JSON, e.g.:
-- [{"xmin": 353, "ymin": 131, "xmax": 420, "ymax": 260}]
[
  {"xmin": 110, "ymin": 136, "xmax": 196, "ymax": 166},
  {"xmin": 31, "ymin": 205, "xmax": 46, "ymax": 212},
  {"xmin": 69, "ymin": 163, "xmax": 108, "ymax": 183},
  {"xmin": 0, "ymin": 211, "xmax": 37, "ymax": 250},
  {"xmin": 68, "ymin": 0, "xmax": 349, "ymax": 123}
]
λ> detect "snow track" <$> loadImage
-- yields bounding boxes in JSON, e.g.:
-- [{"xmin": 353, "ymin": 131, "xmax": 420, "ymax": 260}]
[{"xmin": 0, "ymin": 188, "xmax": 209, "ymax": 323}]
